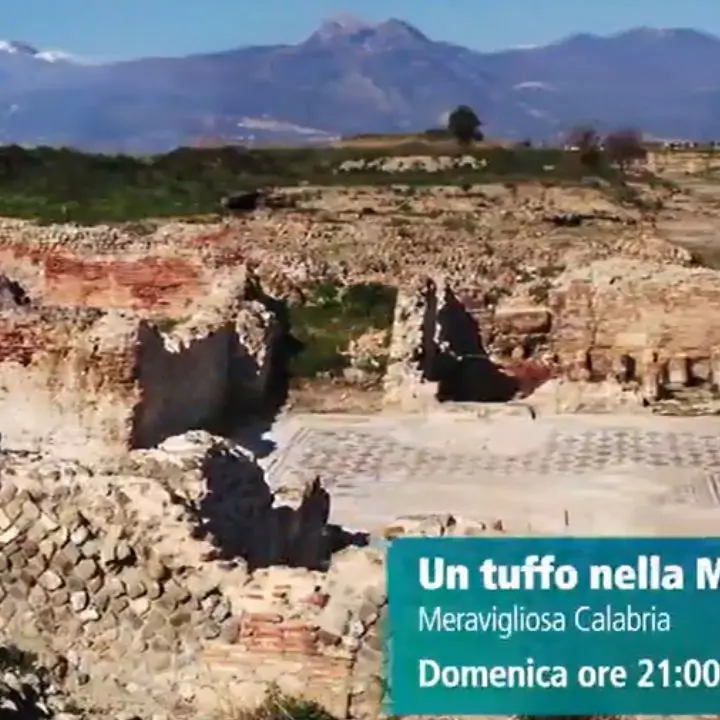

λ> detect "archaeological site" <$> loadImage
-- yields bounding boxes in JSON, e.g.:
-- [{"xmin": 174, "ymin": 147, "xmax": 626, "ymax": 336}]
[{"xmin": 2, "ymin": 147, "xmax": 720, "ymax": 719}]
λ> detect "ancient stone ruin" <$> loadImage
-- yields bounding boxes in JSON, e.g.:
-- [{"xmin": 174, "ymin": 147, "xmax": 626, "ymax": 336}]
[
  {"xmin": 0, "ymin": 225, "xmax": 401, "ymax": 718},
  {"xmin": 0, "ymin": 256, "xmax": 297, "ymax": 456},
  {"xmin": 0, "ymin": 225, "xmax": 513, "ymax": 718},
  {"xmin": 1, "ymin": 183, "xmax": 720, "ymax": 718},
  {"xmin": 0, "ymin": 431, "xmax": 390, "ymax": 718},
  {"xmin": 384, "ymin": 260, "xmax": 720, "ymax": 413}
]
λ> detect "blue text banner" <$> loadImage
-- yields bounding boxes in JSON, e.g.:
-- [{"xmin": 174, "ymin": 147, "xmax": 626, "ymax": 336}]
[{"xmin": 387, "ymin": 536, "xmax": 720, "ymax": 715}]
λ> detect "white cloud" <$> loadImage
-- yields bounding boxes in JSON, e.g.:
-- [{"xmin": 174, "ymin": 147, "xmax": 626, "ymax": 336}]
[{"xmin": 512, "ymin": 81, "xmax": 555, "ymax": 91}]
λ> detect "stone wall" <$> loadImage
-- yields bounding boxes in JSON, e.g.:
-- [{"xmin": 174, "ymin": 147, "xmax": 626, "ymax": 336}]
[
  {"xmin": 384, "ymin": 259, "xmax": 720, "ymax": 409},
  {"xmin": 0, "ymin": 432, "xmax": 388, "ymax": 718},
  {"xmin": 0, "ymin": 304, "xmax": 288, "ymax": 456},
  {"xmin": 0, "ymin": 306, "xmax": 236, "ymax": 455},
  {"xmin": 229, "ymin": 281, "xmax": 296, "ymax": 416},
  {"xmin": 383, "ymin": 278, "xmax": 439, "ymax": 410},
  {"xmin": 549, "ymin": 260, "xmax": 720, "ymax": 386},
  {"xmin": 43, "ymin": 254, "xmax": 204, "ymax": 313},
  {"xmin": 645, "ymin": 149, "xmax": 720, "ymax": 175},
  {"xmin": 0, "ymin": 221, "xmax": 243, "ymax": 309},
  {"xmin": 0, "ymin": 222, "xmax": 294, "ymax": 436},
  {"xmin": 0, "ymin": 240, "xmax": 46, "ymax": 296},
  {"xmin": 198, "ymin": 549, "xmax": 386, "ymax": 720},
  {"xmin": 383, "ymin": 277, "xmax": 553, "ymax": 408},
  {"xmin": 0, "ymin": 429, "xmax": 506, "ymax": 718}
]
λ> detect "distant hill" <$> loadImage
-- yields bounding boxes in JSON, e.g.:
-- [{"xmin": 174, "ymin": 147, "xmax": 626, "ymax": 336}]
[{"xmin": 1, "ymin": 18, "xmax": 720, "ymax": 151}]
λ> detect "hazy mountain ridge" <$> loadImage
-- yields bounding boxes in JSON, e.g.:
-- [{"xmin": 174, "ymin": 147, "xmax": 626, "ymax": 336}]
[{"xmin": 1, "ymin": 19, "xmax": 719, "ymax": 151}]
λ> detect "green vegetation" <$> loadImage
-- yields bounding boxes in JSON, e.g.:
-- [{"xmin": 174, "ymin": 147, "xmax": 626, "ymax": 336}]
[
  {"xmin": 289, "ymin": 281, "xmax": 397, "ymax": 379},
  {"xmin": 233, "ymin": 687, "xmax": 339, "ymax": 720},
  {"xmin": 0, "ymin": 143, "xmax": 624, "ymax": 224}
]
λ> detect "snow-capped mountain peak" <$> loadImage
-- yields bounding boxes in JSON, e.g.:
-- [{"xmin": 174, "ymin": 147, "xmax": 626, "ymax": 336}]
[
  {"xmin": 0, "ymin": 39, "xmax": 77, "ymax": 63},
  {"xmin": 0, "ymin": 40, "xmax": 39, "ymax": 55},
  {"xmin": 34, "ymin": 49, "xmax": 77, "ymax": 63}
]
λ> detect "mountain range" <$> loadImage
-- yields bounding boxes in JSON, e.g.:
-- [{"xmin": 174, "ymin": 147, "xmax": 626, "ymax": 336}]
[{"xmin": 2, "ymin": 16, "xmax": 720, "ymax": 152}]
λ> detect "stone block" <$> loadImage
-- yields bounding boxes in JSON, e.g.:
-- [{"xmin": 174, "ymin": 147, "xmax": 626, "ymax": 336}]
[
  {"xmin": 0, "ymin": 525, "xmax": 21, "ymax": 545},
  {"xmin": 494, "ymin": 306, "xmax": 551, "ymax": 335},
  {"xmin": 0, "ymin": 509, "xmax": 13, "ymax": 531},
  {"xmin": 70, "ymin": 590, "xmax": 89, "ymax": 612}
]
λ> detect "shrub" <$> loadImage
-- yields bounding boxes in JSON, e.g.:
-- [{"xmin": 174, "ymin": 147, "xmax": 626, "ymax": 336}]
[
  {"xmin": 230, "ymin": 687, "xmax": 339, "ymax": 720},
  {"xmin": 289, "ymin": 282, "xmax": 397, "ymax": 379},
  {"xmin": 604, "ymin": 128, "xmax": 647, "ymax": 171}
]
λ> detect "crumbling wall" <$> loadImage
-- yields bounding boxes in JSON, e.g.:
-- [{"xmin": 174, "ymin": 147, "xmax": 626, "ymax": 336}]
[
  {"xmin": 386, "ymin": 259, "xmax": 720, "ymax": 410},
  {"xmin": 645, "ymin": 150, "xmax": 720, "ymax": 175},
  {"xmin": 0, "ymin": 305, "xmax": 251, "ymax": 455},
  {"xmin": 43, "ymin": 254, "xmax": 204, "ymax": 313},
  {"xmin": 133, "ymin": 322, "xmax": 234, "ymax": 448},
  {"xmin": 383, "ymin": 278, "xmax": 439, "ymax": 410},
  {"xmin": 383, "ymin": 278, "xmax": 532, "ymax": 408},
  {"xmin": 0, "ymin": 304, "xmax": 285, "ymax": 455},
  {"xmin": 0, "ymin": 241, "xmax": 46, "ymax": 296},
  {"xmin": 229, "ymin": 295, "xmax": 293, "ymax": 416},
  {"xmin": 126, "ymin": 435, "xmax": 334, "ymax": 570},
  {"xmin": 0, "ymin": 258, "xmax": 294, "ymax": 454},
  {"xmin": 0, "ymin": 422, "xmax": 514, "ymax": 718},
  {"xmin": 0, "ymin": 433, "xmax": 382, "ymax": 718},
  {"xmin": 0, "ymin": 307, "xmax": 140, "ymax": 456}
]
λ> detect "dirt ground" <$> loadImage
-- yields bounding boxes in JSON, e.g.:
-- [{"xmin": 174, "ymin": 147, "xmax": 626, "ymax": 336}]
[
  {"xmin": 287, "ymin": 379, "xmax": 384, "ymax": 413},
  {"xmin": 652, "ymin": 173, "xmax": 720, "ymax": 268}
]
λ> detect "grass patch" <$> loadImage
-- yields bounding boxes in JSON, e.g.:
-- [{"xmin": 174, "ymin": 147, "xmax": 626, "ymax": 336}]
[
  {"xmin": 289, "ymin": 281, "xmax": 397, "ymax": 379},
  {"xmin": 0, "ymin": 144, "xmax": 625, "ymax": 224}
]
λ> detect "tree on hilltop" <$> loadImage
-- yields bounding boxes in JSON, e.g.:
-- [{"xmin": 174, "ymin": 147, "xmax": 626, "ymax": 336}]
[
  {"xmin": 447, "ymin": 105, "xmax": 483, "ymax": 146},
  {"xmin": 604, "ymin": 128, "xmax": 647, "ymax": 172}
]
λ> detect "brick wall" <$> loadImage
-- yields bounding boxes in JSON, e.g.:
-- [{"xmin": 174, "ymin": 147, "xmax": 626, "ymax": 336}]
[
  {"xmin": 43, "ymin": 255, "xmax": 204, "ymax": 313},
  {"xmin": 200, "ymin": 570, "xmax": 362, "ymax": 718},
  {"xmin": 0, "ymin": 239, "xmax": 290, "ymax": 452}
]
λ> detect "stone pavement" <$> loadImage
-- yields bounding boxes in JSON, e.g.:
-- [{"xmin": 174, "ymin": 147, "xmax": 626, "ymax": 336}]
[{"xmin": 255, "ymin": 411, "xmax": 720, "ymax": 537}]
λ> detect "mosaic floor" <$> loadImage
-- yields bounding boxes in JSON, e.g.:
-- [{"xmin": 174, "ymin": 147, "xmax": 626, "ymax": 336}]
[{"xmin": 255, "ymin": 413, "xmax": 720, "ymax": 533}]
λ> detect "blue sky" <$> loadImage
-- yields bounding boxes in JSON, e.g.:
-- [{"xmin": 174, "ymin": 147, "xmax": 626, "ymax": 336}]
[{"xmin": 5, "ymin": 0, "xmax": 720, "ymax": 61}]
